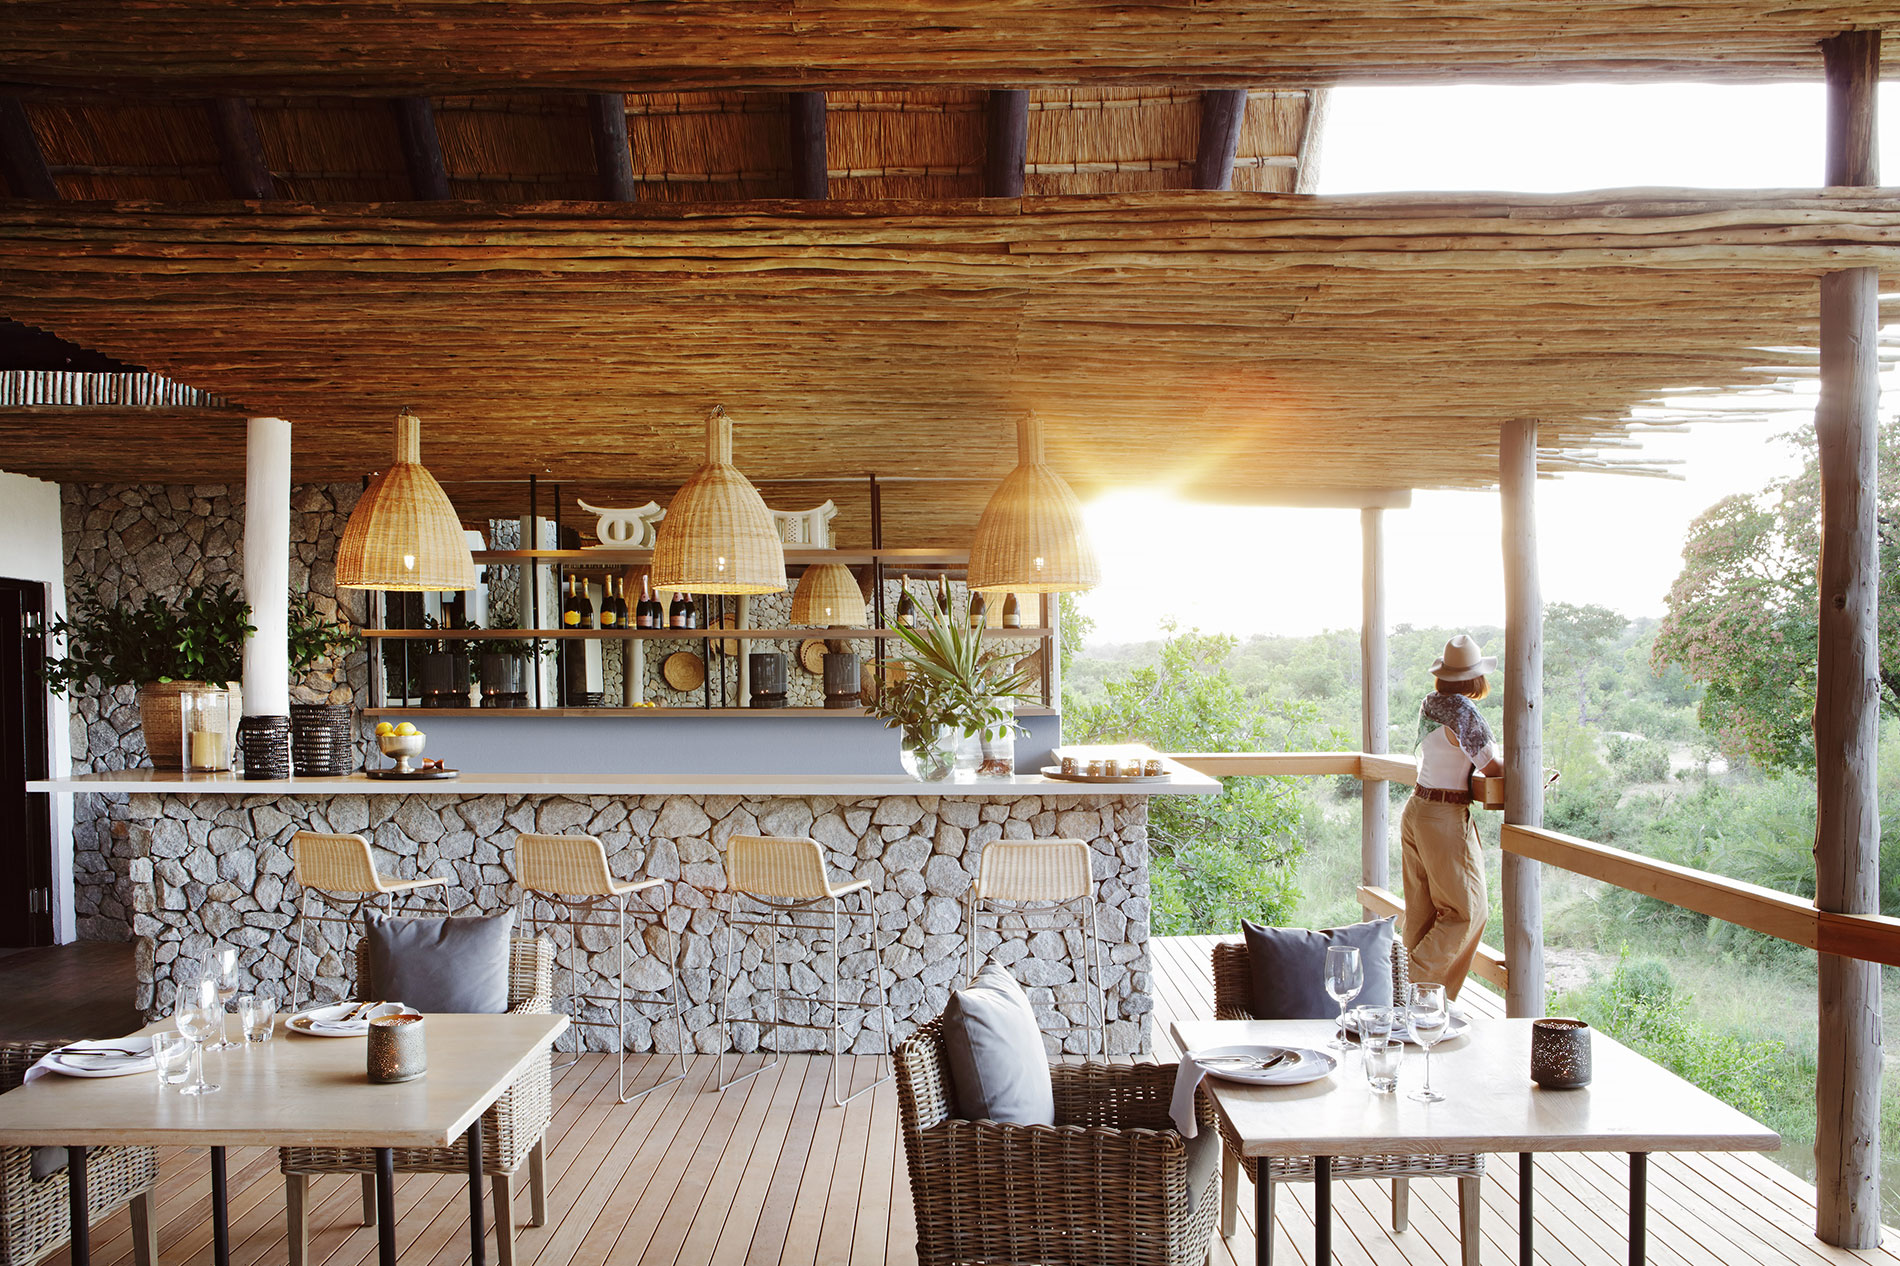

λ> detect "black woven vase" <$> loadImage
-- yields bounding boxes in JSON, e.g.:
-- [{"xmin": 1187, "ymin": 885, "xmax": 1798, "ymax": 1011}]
[
  {"xmin": 237, "ymin": 714, "xmax": 293, "ymax": 781},
  {"xmin": 289, "ymin": 702, "xmax": 355, "ymax": 776}
]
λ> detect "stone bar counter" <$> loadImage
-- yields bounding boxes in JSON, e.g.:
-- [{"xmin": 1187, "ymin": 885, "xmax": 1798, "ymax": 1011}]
[{"xmin": 34, "ymin": 761, "xmax": 1217, "ymax": 1056}]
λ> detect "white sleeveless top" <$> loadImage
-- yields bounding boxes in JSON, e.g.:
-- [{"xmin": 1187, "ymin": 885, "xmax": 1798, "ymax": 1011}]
[{"xmin": 1416, "ymin": 692, "xmax": 1499, "ymax": 791}]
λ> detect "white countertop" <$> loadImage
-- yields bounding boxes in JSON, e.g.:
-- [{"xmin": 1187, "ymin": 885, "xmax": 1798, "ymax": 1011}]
[{"xmin": 27, "ymin": 763, "xmax": 1219, "ymax": 799}]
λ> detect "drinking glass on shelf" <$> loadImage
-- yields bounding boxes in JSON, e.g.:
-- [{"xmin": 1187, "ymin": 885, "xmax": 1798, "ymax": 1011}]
[
  {"xmin": 206, "ymin": 946, "xmax": 241, "ymax": 1051},
  {"xmin": 150, "ymin": 1033, "xmax": 191, "ymax": 1087},
  {"xmin": 1408, "ymin": 982, "xmax": 1450, "ymax": 1103},
  {"xmin": 237, "ymin": 988, "xmax": 275, "ymax": 1044},
  {"xmin": 1323, "ymin": 946, "xmax": 1364, "ymax": 1051},
  {"xmin": 174, "ymin": 976, "xmax": 222, "ymax": 1096}
]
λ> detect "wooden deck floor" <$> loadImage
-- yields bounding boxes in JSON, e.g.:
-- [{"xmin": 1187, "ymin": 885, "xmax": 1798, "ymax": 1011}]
[{"xmin": 34, "ymin": 934, "xmax": 1900, "ymax": 1266}]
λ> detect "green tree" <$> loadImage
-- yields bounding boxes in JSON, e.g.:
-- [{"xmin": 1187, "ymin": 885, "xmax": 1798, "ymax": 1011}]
[
  {"xmin": 1652, "ymin": 422, "xmax": 1899, "ymax": 774},
  {"xmin": 1546, "ymin": 602, "xmax": 1626, "ymax": 724}
]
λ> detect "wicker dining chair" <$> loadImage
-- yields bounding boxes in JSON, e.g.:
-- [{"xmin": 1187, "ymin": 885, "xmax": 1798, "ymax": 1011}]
[
  {"xmin": 279, "ymin": 936, "xmax": 554, "ymax": 1266},
  {"xmin": 895, "ymin": 1017, "xmax": 1221, "ymax": 1266},
  {"xmin": 0, "ymin": 1041, "xmax": 158, "ymax": 1266},
  {"xmin": 1210, "ymin": 939, "xmax": 1482, "ymax": 1266}
]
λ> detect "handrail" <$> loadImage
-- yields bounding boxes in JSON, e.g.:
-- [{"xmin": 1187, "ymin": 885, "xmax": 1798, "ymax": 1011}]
[
  {"xmin": 1357, "ymin": 884, "xmax": 1509, "ymax": 992},
  {"xmin": 1171, "ymin": 751, "xmax": 1417, "ymax": 784}
]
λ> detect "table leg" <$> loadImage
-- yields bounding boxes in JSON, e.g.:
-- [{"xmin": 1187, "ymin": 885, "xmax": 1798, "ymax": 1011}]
[
  {"xmin": 467, "ymin": 1116, "xmax": 486, "ymax": 1266},
  {"xmin": 1629, "ymin": 1152, "xmax": 1648, "ymax": 1266},
  {"xmin": 1520, "ymin": 1152, "xmax": 1534, "ymax": 1265},
  {"xmin": 1314, "ymin": 1156, "xmax": 1332, "ymax": 1264},
  {"xmin": 211, "ymin": 1146, "xmax": 230, "ymax": 1266},
  {"xmin": 66, "ymin": 1145, "xmax": 89, "ymax": 1266},
  {"xmin": 375, "ymin": 1147, "xmax": 397, "ymax": 1266}
]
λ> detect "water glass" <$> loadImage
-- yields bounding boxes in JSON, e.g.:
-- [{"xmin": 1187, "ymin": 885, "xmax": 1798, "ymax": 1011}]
[
  {"xmin": 1352, "ymin": 1004, "xmax": 1396, "ymax": 1045},
  {"xmin": 1363, "ymin": 1035, "xmax": 1403, "ymax": 1094},
  {"xmin": 150, "ymin": 1033, "xmax": 191, "ymax": 1087},
  {"xmin": 1408, "ymin": 982, "xmax": 1450, "ymax": 1104},
  {"xmin": 238, "ymin": 991, "xmax": 275, "ymax": 1044},
  {"xmin": 174, "ymin": 976, "xmax": 222, "ymax": 1096},
  {"xmin": 1323, "ymin": 946, "xmax": 1364, "ymax": 1051},
  {"xmin": 207, "ymin": 946, "xmax": 241, "ymax": 1052}
]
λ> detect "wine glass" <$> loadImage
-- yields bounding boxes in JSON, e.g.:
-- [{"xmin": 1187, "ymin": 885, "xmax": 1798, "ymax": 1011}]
[
  {"xmin": 206, "ymin": 946, "xmax": 240, "ymax": 1051},
  {"xmin": 174, "ymin": 977, "xmax": 222, "ymax": 1096},
  {"xmin": 1323, "ymin": 946, "xmax": 1364, "ymax": 1051},
  {"xmin": 1408, "ymin": 982, "xmax": 1450, "ymax": 1103}
]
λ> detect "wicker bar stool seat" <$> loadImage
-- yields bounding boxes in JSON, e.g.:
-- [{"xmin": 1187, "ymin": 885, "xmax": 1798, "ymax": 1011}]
[
  {"xmin": 0, "ymin": 1041, "xmax": 158, "ymax": 1266},
  {"xmin": 1210, "ymin": 939, "xmax": 1483, "ymax": 1266},
  {"xmin": 280, "ymin": 937, "xmax": 554, "ymax": 1266},
  {"xmin": 288, "ymin": 831, "xmax": 448, "ymax": 1013},
  {"xmin": 514, "ymin": 832, "xmax": 687, "ymax": 1103},
  {"xmin": 716, "ymin": 834, "xmax": 894, "ymax": 1107},
  {"xmin": 965, "ymin": 838, "xmax": 1106, "ymax": 1055}
]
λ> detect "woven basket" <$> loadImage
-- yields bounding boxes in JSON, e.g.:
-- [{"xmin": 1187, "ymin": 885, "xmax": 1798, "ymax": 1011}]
[
  {"xmin": 136, "ymin": 680, "xmax": 240, "ymax": 769},
  {"xmin": 650, "ymin": 406, "xmax": 786, "ymax": 595},
  {"xmin": 289, "ymin": 703, "xmax": 355, "ymax": 776},
  {"xmin": 237, "ymin": 714, "xmax": 292, "ymax": 780}
]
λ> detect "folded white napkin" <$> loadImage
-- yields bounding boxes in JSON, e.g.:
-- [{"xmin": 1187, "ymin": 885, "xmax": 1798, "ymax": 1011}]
[
  {"xmin": 25, "ymin": 1039, "xmax": 155, "ymax": 1082},
  {"xmin": 1170, "ymin": 1053, "xmax": 1212, "ymax": 1138}
]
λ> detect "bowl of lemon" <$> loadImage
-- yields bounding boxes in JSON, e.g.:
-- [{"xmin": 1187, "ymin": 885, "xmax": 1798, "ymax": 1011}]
[{"xmin": 374, "ymin": 721, "xmax": 428, "ymax": 775}]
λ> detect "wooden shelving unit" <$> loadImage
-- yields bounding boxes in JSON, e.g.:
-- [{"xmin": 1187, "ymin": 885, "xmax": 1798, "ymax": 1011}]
[{"xmin": 361, "ymin": 626, "xmax": 1052, "ymax": 641}]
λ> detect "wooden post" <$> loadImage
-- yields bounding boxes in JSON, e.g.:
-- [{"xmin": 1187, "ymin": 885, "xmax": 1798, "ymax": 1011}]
[
  {"xmin": 1360, "ymin": 507, "xmax": 1389, "ymax": 912},
  {"xmin": 393, "ymin": 97, "xmax": 450, "ymax": 201},
  {"xmin": 1192, "ymin": 89, "xmax": 1248, "ymax": 191},
  {"xmin": 984, "ymin": 89, "xmax": 1028, "ymax": 198},
  {"xmin": 788, "ymin": 92, "xmax": 827, "ymax": 200},
  {"xmin": 211, "ymin": 99, "xmax": 272, "ymax": 200},
  {"xmin": 0, "ymin": 98, "xmax": 56, "ymax": 200},
  {"xmin": 1815, "ymin": 28, "xmax": 1883, "ymax": 1251},
  {"xmin": 1499, "ymin": 418, "xmax": 1545, "ymax": 1019},
  {"xmin": 587, "ymin": 92, "xmax": 636, "ymax": 202}
]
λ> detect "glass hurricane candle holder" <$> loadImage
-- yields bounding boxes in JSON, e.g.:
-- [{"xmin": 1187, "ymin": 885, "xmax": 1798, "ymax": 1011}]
[{"xmin": 179, "ymin": 686, "xmax": 232, "ymax": 772}]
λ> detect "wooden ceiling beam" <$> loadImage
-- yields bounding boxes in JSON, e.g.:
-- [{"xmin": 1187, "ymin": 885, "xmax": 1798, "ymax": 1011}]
[
  {"xmin": 210, "ymin": 97, "xmax": 272, "ymax": 199},
  {"xmin": 788, "ymin": 91, "xmax": 826, "ymax": 199},
  {"xmin": 0, "ymin": 98, "xmax": 56, "ymax": 199},
  {"xmin": 392, "ymin": 96, "xmax": 450, "ymax": 200},
  {"xmin": 984, "ymin": 89, "xmax": 1028, "ymax": 198},
  {"xmin": 587, "ymin": 92, "xmax": 636, "ymax": 202},
  {"xmin": 1192, "ymin": 88, "xmax": 1249, "ymax": 191}
]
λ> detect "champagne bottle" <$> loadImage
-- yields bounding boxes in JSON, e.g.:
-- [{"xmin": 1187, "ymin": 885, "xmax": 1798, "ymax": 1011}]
[
  {"xmin": 668, "ymin": 588, "xmax": 690, "ymax": 629},
  {"xmin": 561, "ymin": 576, "xmax": 581, "ymax": 628},
  {"xmin": 968, "ymin": 591, "xmax": 987, "ymax": 631},
  {"xmin": 685, "ymin": 595, "xmax": 702, "ymax": 629},
  {"xmin": 895, "ymin": 575, "xmax": 914, "ymax": 629},
  {"xmin": 1002, "ymin": 592, "xmax": 1022, "ymax": 628},
  {"xmin": 614, "ymin": 576, "xmax": 629, "ymax": 627},
  {"xmin": 598, "ymin": 576, "xmax": 618, "ymax": 627},
  {"xmin": 575, "ymin": 576, "xmax": 595, "ymax": 630},
  {"xmin": 638, "ymin": 576, "xmax": 661, "ymax": 629}
]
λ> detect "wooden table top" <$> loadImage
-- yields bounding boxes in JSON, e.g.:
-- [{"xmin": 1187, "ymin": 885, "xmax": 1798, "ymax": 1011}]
[
  {"xmin": 0, "ymin": 1013, "xmax": 568, "ymax": 1149},
  {"xmin": 1170, "ymin": 1017, "xmax": 1780, "ymax": 1159}
]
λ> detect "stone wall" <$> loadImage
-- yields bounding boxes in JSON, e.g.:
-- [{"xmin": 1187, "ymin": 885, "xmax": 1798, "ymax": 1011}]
[
  {"xmin": 62, "ymin": 483, "xmax": 367, "ymax": 940},
  {"xmin": 113, "ymin": 790, "xmax": 1153, "ymax": 1055}
]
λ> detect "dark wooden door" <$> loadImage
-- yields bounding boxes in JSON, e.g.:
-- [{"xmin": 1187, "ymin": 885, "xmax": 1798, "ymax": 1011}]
[{"xmin": 0, "ymin": 579, "xmax": 53, "ymax": 946}]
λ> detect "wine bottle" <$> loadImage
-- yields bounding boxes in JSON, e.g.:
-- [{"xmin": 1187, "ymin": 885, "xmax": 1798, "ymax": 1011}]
[
  {"xmin": 575, "ymin": 576, "xmax": 596, "ymax": 630},
  {"xmin": 685, "ymin": 595, "xmax": 702, "ymax": 629},
  {"xmin": 638, "ymin": 576, "xmax": 661, "ymax": 629},
  {"xmin": 895, "ymin": 575, "xmax": 914, "ymax": 629},
  {"xmin": 1002, "ymin": 592, "xmax": 1022, "ymax": 628},
  {"xmin": 598, "ymin": 576, "xmax": 618, "ymax": 627},
  {"xmin": 968, "ymin": 591, "xmax": 987, "ymax": 631},
  {"xmin": 561, "ymin": 576, "xmax": 581, "ymax": 628},
  {"xmin": 614, "ymin": 576, "xmax": 629, "ymax": 627},
  {"xmin": 668, "ymin": 588, "xmax": 690, "ymax": 629}
]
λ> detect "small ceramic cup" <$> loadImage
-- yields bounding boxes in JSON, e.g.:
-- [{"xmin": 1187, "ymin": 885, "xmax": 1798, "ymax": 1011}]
[
  {"xmin": 367, "ymin": 1014, "xmax": 427, "ymax": 1084},
  {"xmin": 1530, "ymin": 1017, "xmax": 1592, "ymax": 1088}
]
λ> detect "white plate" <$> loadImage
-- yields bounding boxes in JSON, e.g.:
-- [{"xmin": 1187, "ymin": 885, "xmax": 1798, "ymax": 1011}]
[
  {"xmin": 43, "ymin": 1037, "xmax": 156, "ymax": 1078},
  {"xmin": 287, "ymin": 1002, "xmax": 409, "ymax": 1037},
  {"xmin": 1345, "ymin": 1013, "xmax": 1471, "ymax": 1046},
  {"xmin": 1192, "ymin": 1044, "xmax": 1337, "ymax": 1086}
]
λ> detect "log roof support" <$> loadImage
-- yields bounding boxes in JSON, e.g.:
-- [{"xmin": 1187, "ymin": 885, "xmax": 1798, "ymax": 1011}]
[
  {"xmin": 1813, "ymin": 26, "xmax": 1883, "ymax": 1252},
  {"xmin": 1192, "ymin": 88, "xmax": 1248, "ymax": 191},
  {"xmin": 0, "ymin": 98, "xmax": 56, "ymax": 199},
  {"xmin": 393, "ymin": 96, "xmax": 450, "ymax": 200},
  {"xmin": 1360, "ymin": 505, "xmax": 1389, "ymax": 915},
  {"xmin": 211, "ymin": 97, "xmax": 272, "ymax": 200},
  {"xmin": 588, "ymin": 92, "xmax": 635, "ymax": 202},
  {"xmin": 984, "ymin": 89, "xmax": 1028, "ymax": 197},
  {"xmin": 788, "ymin": 92, "xmax": 826, "ymax": 200},
  {"xmin": 1500, "ymin": 416, "xmax": 1546, "ymax": 1020}
]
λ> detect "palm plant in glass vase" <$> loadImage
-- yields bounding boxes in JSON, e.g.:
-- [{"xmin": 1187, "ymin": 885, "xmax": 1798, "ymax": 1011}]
[{"xmin": 870, "ymin": 581, "xmax": 1035, "ymax": 781}]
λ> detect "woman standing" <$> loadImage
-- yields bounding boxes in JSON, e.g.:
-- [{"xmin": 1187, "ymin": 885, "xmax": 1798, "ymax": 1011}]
[{"xmin": 1400, "ymin": 634, "xmax": 1505, "ymax": 1000}]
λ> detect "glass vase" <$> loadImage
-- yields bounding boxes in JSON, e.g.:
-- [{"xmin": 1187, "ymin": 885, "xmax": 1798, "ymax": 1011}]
[
  {"xmin": 901, "ymin": 727, "xmax": 958, "ymax": 782},
  {"xmin": 975, "ymin": 721, "xmax": 1017, "ymax": 779},
  {"xmin": 178, "ymin": 686, "xmax": 232, "ymax": 772}
]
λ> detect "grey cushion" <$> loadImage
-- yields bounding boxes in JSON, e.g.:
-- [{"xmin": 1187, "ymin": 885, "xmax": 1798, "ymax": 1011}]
[
  {"xmin": 1183, "ymin": 1124, "xmax": 1221, "ymax": 1214},
  {"xmin": 1240, "ymin": 916, "xmax": 1396, "ymax": 1020},
  {"xmin": 941, "ymin": 961, "xmax": 1055, "ymax": 1126},
  {"xmin": 29, "ymin": 1145, "xmax": 66, "ymax": 1181},
  {"xmin": 364, "ymin": 909, "xmax": 515, "ymax": 1014}
]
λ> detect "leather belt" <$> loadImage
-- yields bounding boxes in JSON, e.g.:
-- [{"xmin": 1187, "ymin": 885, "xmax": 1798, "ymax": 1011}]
[{"xmin": 1413, "ymin": 786, "xmax": 1472, "ymax": 805}]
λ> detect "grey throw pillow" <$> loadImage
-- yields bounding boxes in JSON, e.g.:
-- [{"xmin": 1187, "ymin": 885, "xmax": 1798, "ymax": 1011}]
[
  {"xmin": 364, "ymin": 909, "xmax": 515, "ymax": 1014},
  {"xmin": 941, "ymin": 961, "xmax": 1055, "ymax": 1126},
  {"xmin": 29, "ymin": 1145, "xmax": 66, "ymax": 1181},
  {"xmin": 1240, "ymin": 916, "xmax": 1396, "ymax": 1020}
]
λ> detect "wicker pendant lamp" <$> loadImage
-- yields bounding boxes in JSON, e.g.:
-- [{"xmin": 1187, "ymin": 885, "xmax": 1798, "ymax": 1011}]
[
  {"xmin": 967, "ymin": 416, "xmax": 1100, "ymax": 593},
  {"xmin": 651, "ymin": 405, "xmax": 787, "ymax": 595},
  {"xmin": 335, "ymin": 408, "xmax": 476, "ymax": 591},
  {"xmin": 789, "ymin": 563, "xmax": 867, "ymax": 627}
]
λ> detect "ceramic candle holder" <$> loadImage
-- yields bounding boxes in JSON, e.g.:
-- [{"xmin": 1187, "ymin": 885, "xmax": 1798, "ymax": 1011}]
[
  {"xmin": 1530, "ymin": 1017, "xmax": 1592, "ymax": 1088},
  {"xmin": 367, "ymin": 1013, "xmax": 427, "ymax": 1084}
]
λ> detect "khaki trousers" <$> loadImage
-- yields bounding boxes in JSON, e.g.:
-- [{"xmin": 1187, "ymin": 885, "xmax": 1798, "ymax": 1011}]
[{"xmin": 1399, "ymin": 795, "xmax": 1488, "ymax": 1001}]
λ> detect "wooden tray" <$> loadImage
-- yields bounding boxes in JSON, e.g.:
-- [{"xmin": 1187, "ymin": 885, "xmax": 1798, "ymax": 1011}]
[
  {"xmin": 663, "ymin": 650, "xmax": 707, "ymax": 691},
  {"xmin": 364, "ymin": 766, "xmax": 459, "ymax": 780},
  {"xmin": 1040, "ymin": 766, "xmax": 1172, "ymax": 784}
]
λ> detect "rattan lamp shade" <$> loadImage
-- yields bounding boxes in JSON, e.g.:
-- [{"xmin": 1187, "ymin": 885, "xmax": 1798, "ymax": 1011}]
[
  {"xmin": 788, "ymin": 563, "xmax": 867, "ymax": 627},
  {"xmin": 652, "ymin": 405, "xmax": 787, "ymax": 595},
  {"xmin": 967, "ymin": 416, "xmax": 1101, "ymax": 593},
  {"xmin": 335, "ymin": 409, "xmax": 477, "ymax": 591}
]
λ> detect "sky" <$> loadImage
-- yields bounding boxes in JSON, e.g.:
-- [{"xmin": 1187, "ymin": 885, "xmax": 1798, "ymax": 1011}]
[{"xmin": 1075, "ymin": 84, "xmax": 1897, "ymax": 646}]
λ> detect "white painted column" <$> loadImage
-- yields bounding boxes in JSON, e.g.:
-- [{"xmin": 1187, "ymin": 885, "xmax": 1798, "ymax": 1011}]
[{"xmin": 241, "ymin": 416, "xmax": 292, "ymax": 717}]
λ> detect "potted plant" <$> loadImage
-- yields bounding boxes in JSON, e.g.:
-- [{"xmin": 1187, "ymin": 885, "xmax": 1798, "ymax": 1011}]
[
  {"xmin": 286, "ymin": 592, "xmax": 361, "ymax": 775},
  {"xmin": 44, "ymin": 580, "xmax": 254, "ymax": 767},
  {"xmin": 869, "ymin": 584, "xmax": 1036, "ymax": 781}
]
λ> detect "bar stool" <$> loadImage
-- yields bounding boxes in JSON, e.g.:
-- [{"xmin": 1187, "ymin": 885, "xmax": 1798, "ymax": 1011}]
[
  {"xmin": 965, "ymin": 838, "xmax": 1106, "ymax": 1056},
  {"xmin": 514, "ymin": 831, "xmax": 688, "ymax": 1103},
  {"xmin": 716, "ymin": 834, "xmax": 894, "ymax": 1107},
  {"xmin": 288, "ymin": 830, "xmax": 448, "ymax": 1014}
]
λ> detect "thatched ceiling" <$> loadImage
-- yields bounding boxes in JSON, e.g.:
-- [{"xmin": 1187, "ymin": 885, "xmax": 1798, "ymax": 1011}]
[
  {"xmin": 2, "ymin": 3, "xmax": 1897, "ymax": 91},
  {"xmin": 0, "ymin": 191, "xmax": 1891, "ymax": 546}
]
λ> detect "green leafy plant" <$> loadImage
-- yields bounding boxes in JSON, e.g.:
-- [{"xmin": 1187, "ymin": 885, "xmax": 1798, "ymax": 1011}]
[
  {"xmin": 44, "ymin": 581, "xmax": 254, "ymax": 693},
  {"xmin": 286, "ymin": 591, "xmax": 360, "ymax": 675},
  {"xmin": 869, "ymin": 582, "xmax": 1037, "ymax": 764}
]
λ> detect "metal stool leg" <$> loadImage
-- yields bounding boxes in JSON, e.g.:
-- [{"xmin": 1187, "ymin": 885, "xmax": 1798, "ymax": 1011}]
[
  {"xmin": 718, "ymin": 891, "xmax": 777, "ymax": 1092},
  {"xmin": 833, "ymin": 888, "xmax": 894, "ymax": 1107},
  {"xmin": 615, "ymin": 887, "xmax": 688, "ymax": 1103}
]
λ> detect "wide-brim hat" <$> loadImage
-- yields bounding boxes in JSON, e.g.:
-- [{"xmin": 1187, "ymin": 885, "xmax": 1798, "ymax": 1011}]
[{"xmin": 1431, "ymin": 634, "xmax": 1497, "ymax": 681}]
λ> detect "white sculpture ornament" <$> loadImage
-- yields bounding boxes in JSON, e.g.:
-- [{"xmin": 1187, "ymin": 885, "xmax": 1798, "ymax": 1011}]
[{"xmin": 577, "ymin": 499, "xmax": 666, "ymax": 548}]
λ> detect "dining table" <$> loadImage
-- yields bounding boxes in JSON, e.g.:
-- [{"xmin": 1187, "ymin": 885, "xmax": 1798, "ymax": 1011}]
[
  {"xmin": 0, "ymin": 1012, "xmax": 568, "ymax": 1266},
  {"xmin": 1171, "ymin": 1016, "xmax": 1780, "ymax": 1266}
]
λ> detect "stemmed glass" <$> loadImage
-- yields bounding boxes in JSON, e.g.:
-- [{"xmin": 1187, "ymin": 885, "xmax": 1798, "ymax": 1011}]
[
  {"xmin": 1408, "ymin": 982, "xmax": 1450, "ymax": 1103},
  {"xmin": 206, "ymin": 946, "xmax": 241, "ymax": 1051},
  {"xmin": 174, "ymin": 977, "xmax": 223, "ymax": 1096},
  {"xmin": 1323, "ymin": 946, "xmax": 1364, "ymax": 1051}
]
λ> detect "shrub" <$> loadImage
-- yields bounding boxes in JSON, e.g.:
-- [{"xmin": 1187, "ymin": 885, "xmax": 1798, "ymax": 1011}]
[{"xmin": 1606, "ymin": 734, "xmax": 1671, "ymax": 783}]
